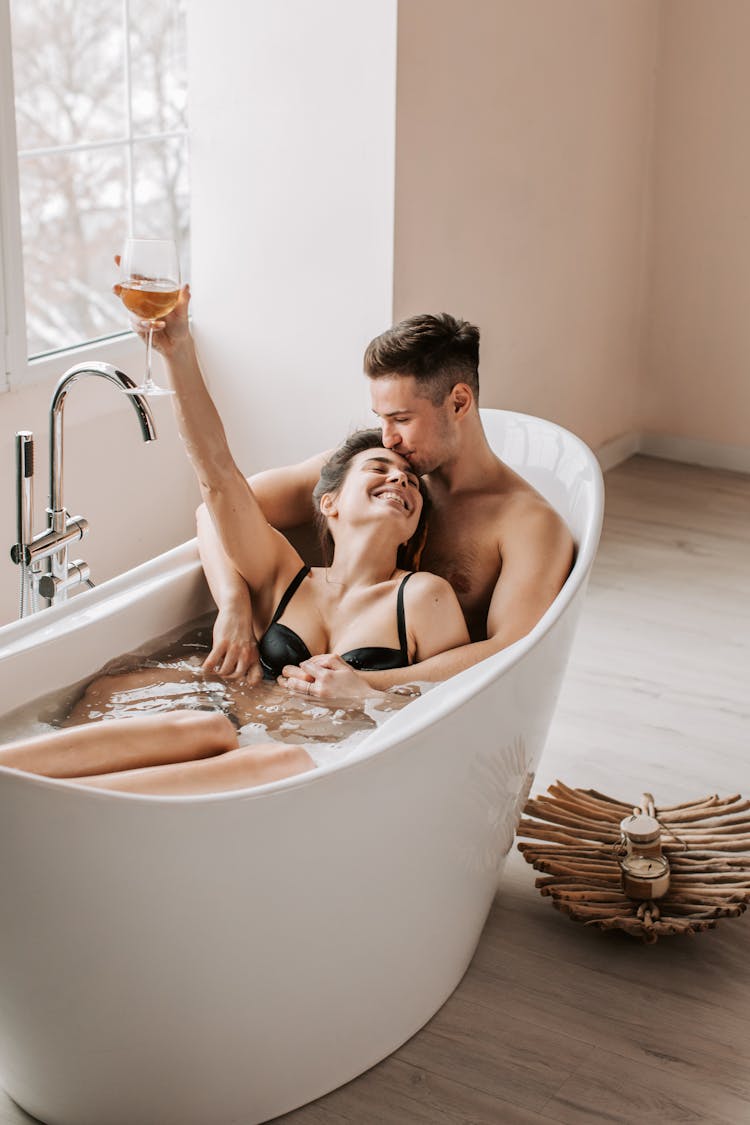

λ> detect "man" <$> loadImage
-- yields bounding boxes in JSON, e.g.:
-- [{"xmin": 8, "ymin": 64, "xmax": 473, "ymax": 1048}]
[{"xmin": 196, "ymin": 312, "xmax": 574, "ymax": 694}]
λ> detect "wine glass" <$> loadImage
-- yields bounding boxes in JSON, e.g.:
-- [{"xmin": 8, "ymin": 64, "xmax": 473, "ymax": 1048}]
[{"xmin": 118, "ymin": 238, "xmax": 181, "ymax": 396}]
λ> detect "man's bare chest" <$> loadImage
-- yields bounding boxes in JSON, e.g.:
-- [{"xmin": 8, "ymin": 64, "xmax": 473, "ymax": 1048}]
[{"xmin": 420, "ymin": 501, "xmax": 503, "ymax": 635}]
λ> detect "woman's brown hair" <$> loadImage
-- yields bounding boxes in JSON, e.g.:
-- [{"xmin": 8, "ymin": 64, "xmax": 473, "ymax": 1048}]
[{"xmin": 312, "ymin": 429, "xmax": 429, "ymax": 571}]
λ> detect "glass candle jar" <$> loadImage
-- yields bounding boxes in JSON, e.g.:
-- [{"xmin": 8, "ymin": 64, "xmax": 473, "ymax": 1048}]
[
  {"xmin": 619, "ymin": 813, "xmax": 662, "ymax": 858},
  {"xmin": 620, "ymin": 854, "xmax": 671, "ymax": 900}
]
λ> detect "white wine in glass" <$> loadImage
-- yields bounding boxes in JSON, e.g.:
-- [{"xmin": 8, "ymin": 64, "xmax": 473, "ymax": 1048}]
[{"xmin": 119, "ymin": 238, "xmax": 181, "ymax": 396}]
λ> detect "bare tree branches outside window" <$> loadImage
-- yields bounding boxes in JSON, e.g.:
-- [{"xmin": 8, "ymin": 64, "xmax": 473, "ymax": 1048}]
[{"xmin": 10, "ymin": 0, "xmax": 189, "ymax": 358}]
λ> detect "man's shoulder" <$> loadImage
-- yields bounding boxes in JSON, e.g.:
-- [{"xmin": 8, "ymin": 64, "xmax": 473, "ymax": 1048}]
[
  {"xmin": 499, "ymin": 481, "xmax": 574, "ymax": 569},
  {"xmin": 448, "ymin": 456, "xmax": 551, "ymax": 515},
  {"xmin": 503, "ymin": 475, "xmax": 559, "ymax": 516},
  {"xmin": 461, "ymin": 458, "xmax": 571, "ymax": 548}
]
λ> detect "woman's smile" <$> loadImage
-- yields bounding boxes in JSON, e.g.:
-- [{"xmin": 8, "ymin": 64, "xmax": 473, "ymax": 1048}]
[{"xmin": 372, "ymin": 486, "xmax": 412, "ymax": 512}]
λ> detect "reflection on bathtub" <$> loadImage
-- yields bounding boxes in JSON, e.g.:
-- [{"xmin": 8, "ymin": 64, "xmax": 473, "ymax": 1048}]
[{"xmin": 458, "ymin": 733, "xmax": 536, "ymax": 873}]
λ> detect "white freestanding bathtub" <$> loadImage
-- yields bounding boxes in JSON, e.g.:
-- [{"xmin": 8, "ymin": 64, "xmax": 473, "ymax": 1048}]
[{"xmin": 0, "ymin": 409, "xmax": 603, "ymax": 1125}]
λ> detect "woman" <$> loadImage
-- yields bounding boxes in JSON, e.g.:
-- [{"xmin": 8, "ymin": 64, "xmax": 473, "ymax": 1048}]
[{"xmin": 0, "ymin": 287, "xmax": 469, "ymax": 796}]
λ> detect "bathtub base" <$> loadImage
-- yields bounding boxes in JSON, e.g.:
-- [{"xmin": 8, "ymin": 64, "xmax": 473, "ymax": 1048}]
[
  {"xmin": 3, "ymin": 954, "xmax": 482, "ymax": 1125},
  {"xmin": 0, "ymin": 741, "xmax": 513, "ymax": 1125}
]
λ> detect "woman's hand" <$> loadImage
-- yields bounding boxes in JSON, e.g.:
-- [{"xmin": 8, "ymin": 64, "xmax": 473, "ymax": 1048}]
[
  {"xmin": 278, "ymin": 654, "xmax": 385, "ymax": 702},
  {"xmin": 113, "ymin": 255, "xmax": 192, "ymax": 359},
  {"xmin": 203, "ymin": 605, "xmax": 264, "ymax": 683}
]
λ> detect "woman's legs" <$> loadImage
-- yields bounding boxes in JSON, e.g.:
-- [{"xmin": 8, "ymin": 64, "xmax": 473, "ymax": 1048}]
[
  {"xmin": 0, "ymin": 711, "xmax": 237, "ymax": 778},
  {"xmin": 73, "ymin": 742, "xmax": 316, "ymax": 796},
  {"xmin": 0, "ymin": 709, "xmax": 315, "ymax": 795},
  {"xmin": 64, "ymin": 664, "xmax": 231, "ymax": 725},
  {"xmin": 63, "ymin": 662, "xmax": 267, "ymax": 730}
]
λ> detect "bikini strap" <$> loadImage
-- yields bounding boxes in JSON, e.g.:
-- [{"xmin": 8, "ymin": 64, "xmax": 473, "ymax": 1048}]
[
  {"xmin": 396, "ymin": 572, "xmax": 414, "ymax": 660},
  {"xmin": 271, "ymin": 565, "xmax": 311, "ymax": 624}
]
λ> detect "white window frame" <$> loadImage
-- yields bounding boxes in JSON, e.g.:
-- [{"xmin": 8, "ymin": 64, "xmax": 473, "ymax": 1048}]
[
  {"xmin": 0, "ymin": 0, "xmax": 26, "ymax": 393},
  {"xmin": 0, "ymin": 0, "xmax": 187, "ymax": 393}
]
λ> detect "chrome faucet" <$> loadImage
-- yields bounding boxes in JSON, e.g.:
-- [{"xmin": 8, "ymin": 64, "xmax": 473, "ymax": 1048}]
[{"xmin": 10, "ymin": 362, "xmax": 157, "ymax": 615}]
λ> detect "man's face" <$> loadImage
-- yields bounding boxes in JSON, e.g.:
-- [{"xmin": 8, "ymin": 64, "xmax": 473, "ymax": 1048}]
[{"xmin": 369, "ymin": 375, "xmax": 456, "ymax": 476}]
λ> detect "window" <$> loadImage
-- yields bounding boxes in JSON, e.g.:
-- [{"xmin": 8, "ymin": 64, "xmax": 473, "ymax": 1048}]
[{"xmin": 0, "ymin": 0, "xmax": 189, "ymax": 383}]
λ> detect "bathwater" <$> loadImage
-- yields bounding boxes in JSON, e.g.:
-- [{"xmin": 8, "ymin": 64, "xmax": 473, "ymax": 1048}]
[{"xmin": 1, "ymin": 613, "xmax": 425, "ymax": 768}]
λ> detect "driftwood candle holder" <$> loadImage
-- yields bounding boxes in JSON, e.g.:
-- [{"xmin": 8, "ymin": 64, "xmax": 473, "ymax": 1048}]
[{"xmin": 517, "ymin": 783, "xmax": 750, "ymax": 943}]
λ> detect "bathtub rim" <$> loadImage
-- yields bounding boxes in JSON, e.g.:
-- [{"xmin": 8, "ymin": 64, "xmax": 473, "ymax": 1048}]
[{"xmin": 0, "ymin": 410, "xmax": 603, "ymax": 805}]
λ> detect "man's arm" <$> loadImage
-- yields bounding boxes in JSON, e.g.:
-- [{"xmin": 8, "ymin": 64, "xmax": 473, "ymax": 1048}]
[
  {"xmin": 196, "ymin": 451, "xmax": 329, "ymax": 678},
  {"xmin": 362, "ymin": 499, "xmax": 575, "ymax": 687}
]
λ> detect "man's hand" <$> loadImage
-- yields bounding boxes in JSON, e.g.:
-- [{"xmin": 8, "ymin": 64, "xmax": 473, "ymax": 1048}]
[
  {"xmin": 278, "ymin": 654, "xmax": 385, "ymax": 702},
  {"xmin": 203, "ymin": 605, "xmax": 264, "ymax": 684}
]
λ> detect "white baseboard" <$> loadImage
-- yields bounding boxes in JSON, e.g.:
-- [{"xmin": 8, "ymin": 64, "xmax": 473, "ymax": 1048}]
[
  {"xmin": 639, "ymin": 433, "xmax": 750, "ymax": 475},
  {"xmin": 596, "ymin": 431, "xmax": 641, "ymax": 472},
  {"xmin": 596, "ymin": 431, "xmax": 750, "ymax": 475}
]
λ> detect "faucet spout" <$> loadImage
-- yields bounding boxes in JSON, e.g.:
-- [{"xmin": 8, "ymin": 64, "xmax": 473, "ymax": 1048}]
[
  {"xmin": 44, "ymin": 362, "xmax": 158, "ymax": 605},
  {"xmin": 10, "ymin": 361, "xmax": 159, "ymax": 616},
  {"xmin": 49, "ymin": 362, "xmax": 157, "ymax": 516}
]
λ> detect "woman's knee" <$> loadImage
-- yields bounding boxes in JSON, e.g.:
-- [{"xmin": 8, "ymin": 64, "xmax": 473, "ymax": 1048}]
[
  {"xmin": 274, "ymin": 743, "xmax": 315, "ymax": 775},
  {"xmin": 168, "ymin": 710, "xmax": 238, "ymax": 752},
  {"xmin": 237, "ymin": 742, "xmax": 315, "ymax": 784}
]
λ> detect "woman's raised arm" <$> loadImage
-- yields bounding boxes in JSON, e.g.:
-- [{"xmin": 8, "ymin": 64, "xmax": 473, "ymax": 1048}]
[
  {"xmin": 150, "ymin": 286, "xmax": 298, "ymax": 594},
  {"xmin": 195, "ymin": 450, "xmax": 331, "ymax": 679}
]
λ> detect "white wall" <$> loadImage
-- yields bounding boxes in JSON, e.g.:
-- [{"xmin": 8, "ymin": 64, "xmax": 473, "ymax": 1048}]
[
  {"xmin": 187, "ymin": 0, "xmax": 398, "ymax": 473},
  {"xmin": 0, "ymin": 338, "xmax": 199, "ymax": 627},
  {"xmin": 0, "ymin": 0, "xmax": 396, "ymax": 629}
]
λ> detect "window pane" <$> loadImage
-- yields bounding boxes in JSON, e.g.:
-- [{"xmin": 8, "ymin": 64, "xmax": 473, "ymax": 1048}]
[
  {"xmin": 18, "ymin": 149, "xmax": 129, "ymax": 356},
  {"xmin": 132, "ymin": 136, "xmax": 191, "ymax": 278},
  {"xmin": 129, "ymin": 0, "xmax": 188, "ymax": 136},
  {"xmin": 10, "ymin": 0, "xmax": 125, "ymax": 150},
  {"xmin": 8, "ymin": 1, "xmax": 190, "ymax": 364}
]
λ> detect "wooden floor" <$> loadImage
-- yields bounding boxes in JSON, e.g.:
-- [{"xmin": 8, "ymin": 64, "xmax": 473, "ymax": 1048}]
[{"xmin": 1, "ymin": 455, "xmax": 748, "ymax": 1125}]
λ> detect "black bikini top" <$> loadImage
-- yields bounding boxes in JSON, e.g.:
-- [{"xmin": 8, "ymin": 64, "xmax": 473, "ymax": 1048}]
[{"xmin": 258, "ymin": 566, "xmax": 413, "ymax": 679}]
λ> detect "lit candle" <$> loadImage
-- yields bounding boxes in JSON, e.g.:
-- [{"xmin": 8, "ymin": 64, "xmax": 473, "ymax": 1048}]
[{"xmin": 620, "ymin": 854, "xmax": 671, "ymax": 900}]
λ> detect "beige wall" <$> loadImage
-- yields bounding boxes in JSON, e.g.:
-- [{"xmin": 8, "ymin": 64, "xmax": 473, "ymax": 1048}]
[
  {"xmin": 394, "ymin": 0, "xmax": 659, "ymax": 450},
  {"xmin": 395, "ymin": 0, "xmax": 750, "ymax": 458},
  {"xmin": 643, "ymin": 0, "xmax": 750, "ymax": 445}
]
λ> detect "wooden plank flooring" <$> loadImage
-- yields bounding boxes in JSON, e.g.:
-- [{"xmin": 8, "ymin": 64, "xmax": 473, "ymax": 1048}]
[{"xmin": 1, "ymin": 454, "xmax": 748, "ymax": 1124}]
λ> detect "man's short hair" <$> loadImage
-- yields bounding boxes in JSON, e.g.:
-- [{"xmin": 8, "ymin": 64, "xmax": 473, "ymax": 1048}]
[{"xmin": 364, "ymin": 312, "xmax": 480, "ymax": 405}]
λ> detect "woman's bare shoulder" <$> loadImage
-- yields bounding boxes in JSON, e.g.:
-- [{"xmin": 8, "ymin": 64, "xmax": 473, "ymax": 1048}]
[
  {"xmin": 404, "ymin": 570, "xmax": 463, "ymax": 610},
  {"xmin": 402, "ymin": 571, "xmax": 470, "ymax": 655}
]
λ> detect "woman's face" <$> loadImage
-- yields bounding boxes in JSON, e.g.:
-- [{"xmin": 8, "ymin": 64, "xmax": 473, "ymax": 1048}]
[{"xmin": 322, "ymin": 447, "xmax": 423, "ymax": 541}]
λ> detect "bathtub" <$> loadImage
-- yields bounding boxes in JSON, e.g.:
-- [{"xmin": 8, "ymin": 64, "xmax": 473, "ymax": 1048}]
[{"xmin": 0, "ymin": 408, "xmax": 603, "ymax": 1125}]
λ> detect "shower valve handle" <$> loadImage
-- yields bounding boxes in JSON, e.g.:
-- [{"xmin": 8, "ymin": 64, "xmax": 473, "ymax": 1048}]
[
  {"xmin": 21, "ymin": 515, "xmax": 89, "ymax": 567},
  {"xmin": 37, "ymin": 559, "xmax": 91, "ymax": 601}
]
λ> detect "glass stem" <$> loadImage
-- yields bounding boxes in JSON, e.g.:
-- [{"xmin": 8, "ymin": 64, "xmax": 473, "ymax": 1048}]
[{"xmin": 146, "ymin": 323, "xmax": 154, "ymax": 383}]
